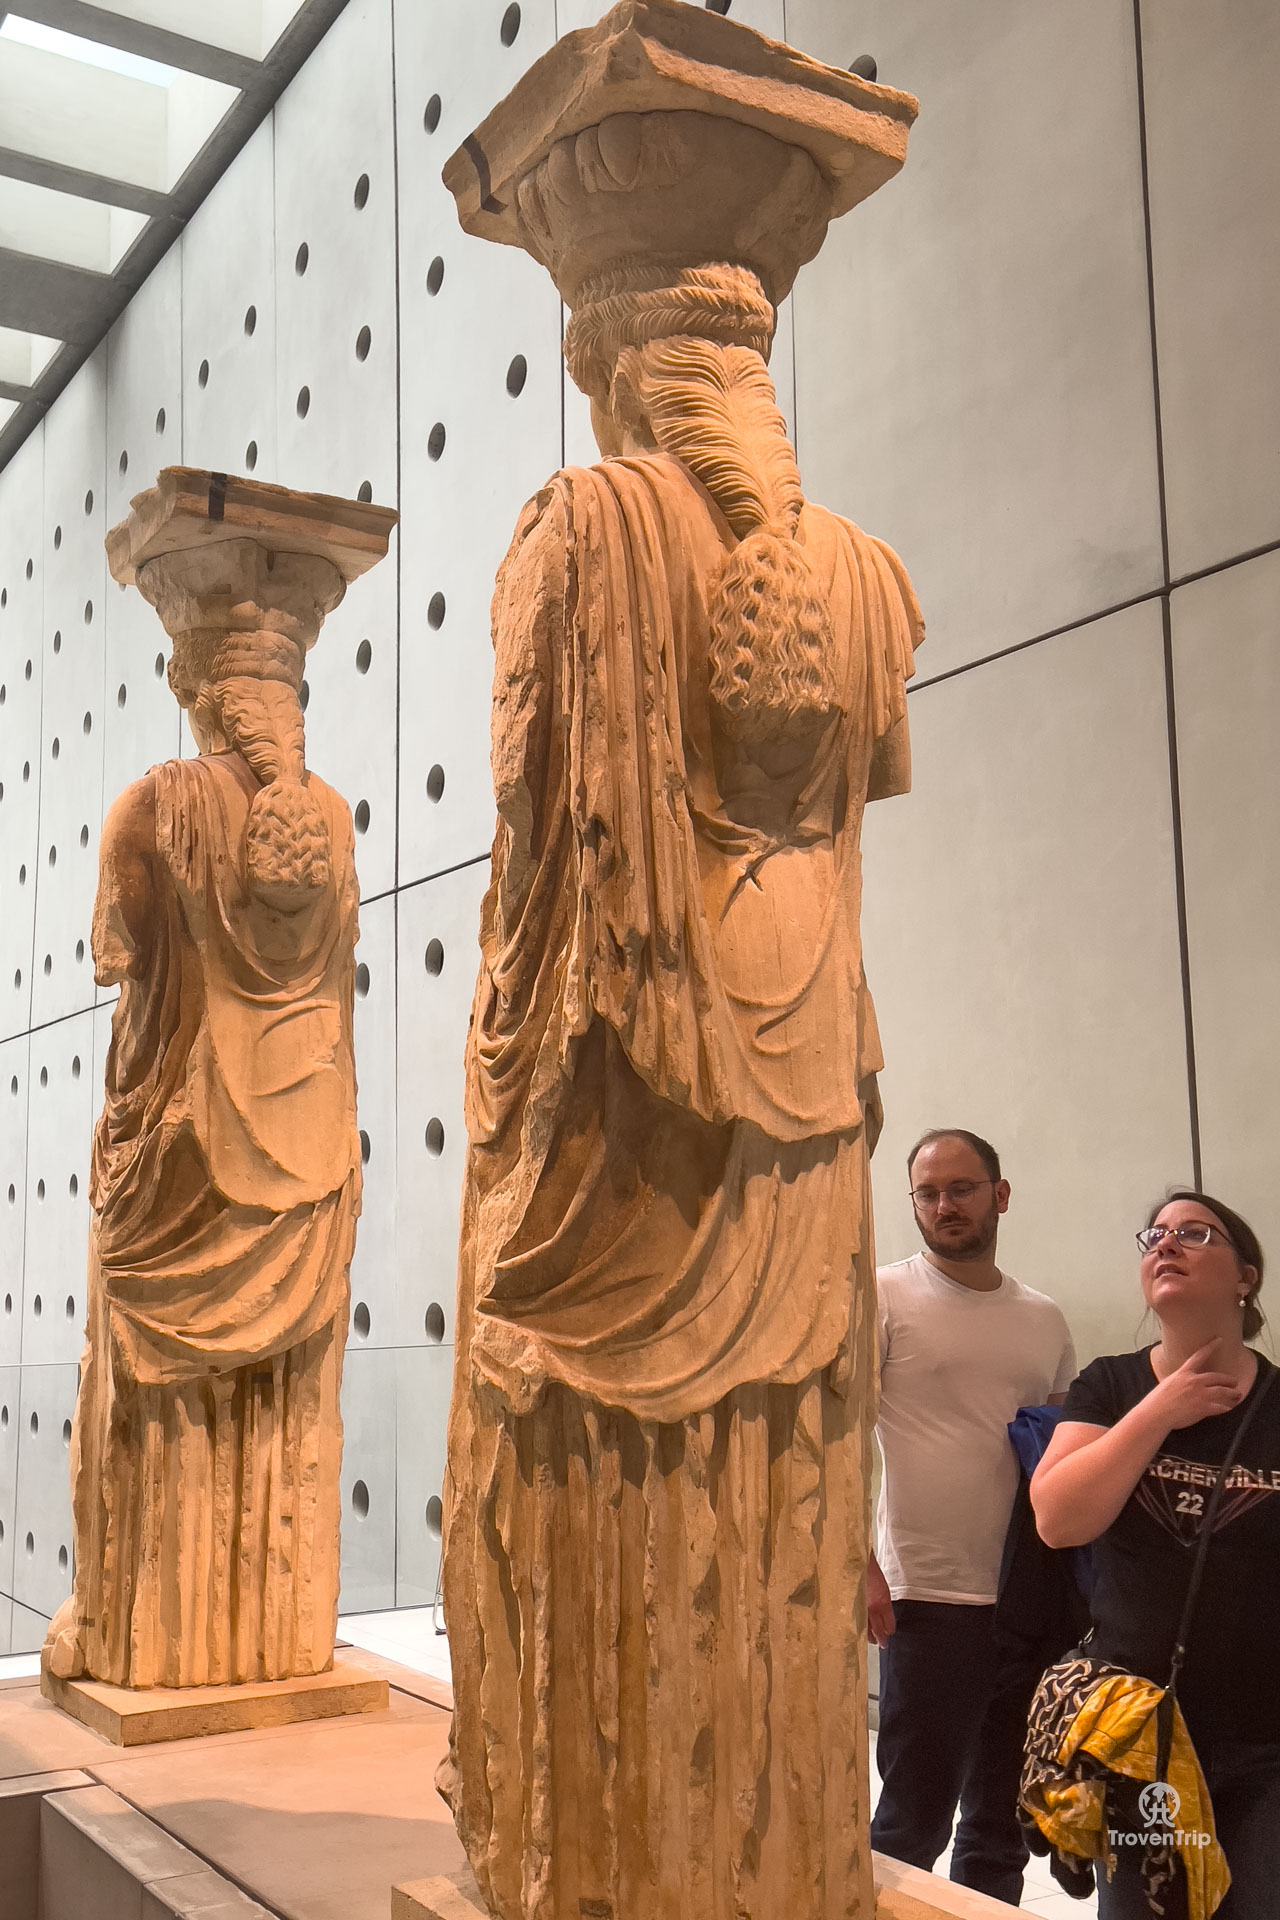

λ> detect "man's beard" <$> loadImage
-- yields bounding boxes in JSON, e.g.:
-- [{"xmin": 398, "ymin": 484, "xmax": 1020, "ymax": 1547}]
[{"xmin": 919, "ymin": 1202, "xmax": 1000, "ymax": 1263}]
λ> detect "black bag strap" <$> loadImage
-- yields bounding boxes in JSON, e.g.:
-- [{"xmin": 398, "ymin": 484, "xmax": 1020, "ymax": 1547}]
[{"xmin": 1155, "ymin": 1361, "xmax": 1274, "ymax": 1777}]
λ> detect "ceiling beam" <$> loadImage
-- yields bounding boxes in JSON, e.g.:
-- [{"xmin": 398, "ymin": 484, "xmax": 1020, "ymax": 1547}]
[
  {"xmin": 7, "ymin": 0, "xmax": 261, "ymax": 89},
  {"xmin": 0, "ymin": 146, "xmax": 171, "ymax": 217}
]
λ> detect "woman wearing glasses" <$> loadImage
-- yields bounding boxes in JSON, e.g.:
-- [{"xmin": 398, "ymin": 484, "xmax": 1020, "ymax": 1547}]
[{"xmin": 1030, "ymin": 1191, "xmax": 1279, "ymax": 1917}]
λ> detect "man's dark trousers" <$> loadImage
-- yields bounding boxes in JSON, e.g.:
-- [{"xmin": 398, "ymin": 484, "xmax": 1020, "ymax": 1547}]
[{"xmin": 869, "ymin": 1598, "xmax": 1031, "ymax": 1907}]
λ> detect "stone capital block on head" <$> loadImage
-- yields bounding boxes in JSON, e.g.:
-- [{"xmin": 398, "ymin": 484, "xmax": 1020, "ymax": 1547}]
[
  {"xmin": 434, "ymin": 6, "xmax": 924, "ymax": 1919},
  {"xmin": 40, "ymin": 470, "xmax": 396, "ymax": 1702}
]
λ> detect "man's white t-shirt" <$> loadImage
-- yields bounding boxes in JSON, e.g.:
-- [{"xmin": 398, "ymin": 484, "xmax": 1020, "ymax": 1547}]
[{"xmin": 875, "ymin": 1253, "xmax": 1077, "ymax": 1605}]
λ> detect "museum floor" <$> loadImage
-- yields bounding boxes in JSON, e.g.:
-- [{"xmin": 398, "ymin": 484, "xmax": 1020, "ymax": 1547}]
[{"xmin": 0, "ymin": 1613, "xmax": 1094, "ymax": 1919}]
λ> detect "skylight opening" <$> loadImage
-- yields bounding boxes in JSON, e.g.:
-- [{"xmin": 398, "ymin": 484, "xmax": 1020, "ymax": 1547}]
[{"xmin": 0, "ymin": 14, "xmax": 179, "ymax": 85}]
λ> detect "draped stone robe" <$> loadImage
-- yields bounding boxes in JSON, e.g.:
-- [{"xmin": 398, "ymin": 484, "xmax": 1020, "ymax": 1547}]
[
  {"xmin": 441, "ymin": 451, "xmax": 922, "ymax": 1920},
  {"xmin": 46, "ymin": 752, "xmax": 361, "ymax": 1689}
]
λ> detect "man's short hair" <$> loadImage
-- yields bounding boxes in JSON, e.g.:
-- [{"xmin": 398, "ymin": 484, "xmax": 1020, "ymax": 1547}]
[{"xmin": 906, "ymin": 1128, "xmax": 1002, "ymax": 1185}]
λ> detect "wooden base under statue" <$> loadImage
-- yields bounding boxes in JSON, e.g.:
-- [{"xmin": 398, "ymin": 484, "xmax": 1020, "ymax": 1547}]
[
  {"xmin": 41, "ymin": 1658, "xmax": 388, "ymax": 1747},
  {"xmin": 391, "ymin": 1857, "xmax": 1025, "ymax": 1920}
]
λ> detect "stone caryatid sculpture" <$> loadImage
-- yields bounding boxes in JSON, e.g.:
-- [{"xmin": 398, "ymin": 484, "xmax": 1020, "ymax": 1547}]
[
  {"xmin": 436, "ymin": 7, "xmax": 922, "ymax": 1918},
  {"xmin": 43, "ymin": 469, "xmax": 395, "ymax": 1697}
]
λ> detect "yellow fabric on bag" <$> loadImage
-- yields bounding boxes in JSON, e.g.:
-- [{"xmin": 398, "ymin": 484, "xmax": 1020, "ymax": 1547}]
[{"xmin": 1022, "ymin": 1672, "xmax": 1231, "ymax": 1919}]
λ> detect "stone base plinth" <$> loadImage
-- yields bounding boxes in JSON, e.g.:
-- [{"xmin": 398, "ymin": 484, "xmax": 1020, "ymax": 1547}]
[
  {"xmin": 391, "ymin": 1855, "xmax": 1026, "ymax": 1918},
  {"xmin": 41, "ymin": 1659, "xmax": 388, "ymax": 1747}
]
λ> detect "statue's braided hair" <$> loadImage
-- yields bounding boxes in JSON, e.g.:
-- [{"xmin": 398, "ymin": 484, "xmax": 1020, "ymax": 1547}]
[
  {"xmin": 184, "ymin": 629, "xmax": 331, "ymax": 909},
  {"xmin": 565, "ymin": 265, "xmax": 840, "ymax": 749}
]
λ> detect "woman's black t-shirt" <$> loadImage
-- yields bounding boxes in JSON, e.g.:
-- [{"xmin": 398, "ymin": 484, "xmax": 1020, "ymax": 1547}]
[{"xmin": 1061, "ymin": 1348, "xmax": 1280, "ymax": 1751}]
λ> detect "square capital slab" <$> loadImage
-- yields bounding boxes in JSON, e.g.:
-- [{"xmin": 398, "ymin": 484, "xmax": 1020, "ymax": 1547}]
[{"xmin": 106, "ymin": 467, "xmax": 398, "ymax": 588}]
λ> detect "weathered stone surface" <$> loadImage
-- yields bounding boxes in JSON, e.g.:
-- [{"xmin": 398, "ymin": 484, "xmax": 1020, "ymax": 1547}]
[
  {"xmin": 42, "ymin": 470, "xmax": 396, "ymax": 1693},
  {"xmin": 437, "ymin": 8, "xmax": 923, "ymax": 1918}
]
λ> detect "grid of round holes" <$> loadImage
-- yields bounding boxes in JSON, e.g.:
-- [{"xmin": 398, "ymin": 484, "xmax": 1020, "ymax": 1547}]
[{"xmin": 23, "ymin": 1039, "xmax": 87, "ymax": 1365}]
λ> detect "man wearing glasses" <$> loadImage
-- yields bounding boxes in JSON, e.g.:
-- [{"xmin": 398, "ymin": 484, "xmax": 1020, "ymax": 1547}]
[{"xmin": 867, "ymin": 1127, "xmax": 1077, "ymax": 1903}]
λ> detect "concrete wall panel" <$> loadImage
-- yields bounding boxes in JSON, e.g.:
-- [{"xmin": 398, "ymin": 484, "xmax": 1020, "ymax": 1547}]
[
  {"xmin": 1141, "ymin": 0, "xmax": 1280, "ymax": 578},
  {"xmin": 787, "ymin": 0, "xmax": 1163, "ymax": 679},
  {"xmin": 0, "ymin": 1036, "xmax": 29, "ymax": 1369},
  {"xmin": 11, "ymin": 1362, "xmax": 78, "ymax": 1620},
  {"xmin": 0, "ymin": 429, "xmax": 45, "ymax": 1044},
  {"xmin": 862, "ymin": 602, "xmax": 1193, "ymax": 1361},
  {"xmin": 1174, "ymin": 549, "xmax": 1280, "ymax": 1255},
  {"xmin": 338, "ymin": 1344, "xmax": 397, "ymax": 1614},
  {"xmin": 395, "ymin": 861, "xmax": 486, "ymax": 1349},
  {"xmin": 21, "ymin": 1014, "xmax": 94, "ymax": 1369}
]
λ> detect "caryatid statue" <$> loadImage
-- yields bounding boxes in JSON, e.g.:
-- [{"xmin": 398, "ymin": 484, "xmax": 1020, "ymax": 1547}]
[
  {"xmin": 437, "ymin": 6, "xmax": 921, "ymax": 1918},
  {"xmin": 43, "ymin": 470, "xmax": 395, "ymax": 1692}
]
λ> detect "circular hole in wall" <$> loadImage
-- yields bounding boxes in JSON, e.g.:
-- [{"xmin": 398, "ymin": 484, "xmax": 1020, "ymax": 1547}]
[
  {"xmin": 23, "ymin": 762, "xmax": 30, "ymax": 782},
  {"xmin": 64, "ymin": 1294, "xmax": 74, "ymax": 1321},
  {"xmin": 354, "ymin": 172, "xmax": 370, "ymax": 209},
  {"xmin": 25, "ymin": 1532, "xmax": 33, "ymax": 1556},
  {"xmin": 24, "ymin": 658, "xmax": 31, "ymax": 680},
  {"xmin": 500, "ymin": 3, "xmax": 521, "ymax": 46},
  {"xmin": 71, "ymin": 1054, "xmax": 80, "ymax": 1077},
  {"xmin": 295, "ymin": 241, "xmax": 309, "ymax": 275},
  {"xmin": 0, "ymin": 1400, "xmax": 6, "ymax": 1420},
  {"xmin": 47, "ymin": 845, "xmax": 55, "ymax": 867},
  {"xmin": 8, "ymin": 1077, "xmax": 15, "ymax": 1095},
  {"xmin": 53, "ymin": 630, "xmax": 61, "ymax": 653},
  {"xmin": 356, "ymin": 326, "xmax": 372, "ymax": 361},
  {"xmin": 69, "ymin": 1174, "xmax": 77, "ymax": 1197},
  {"xmin": 357, "ymin": 480, "xmax": 373, "ymax": 503},
  {"xmin": 25, "ymin": 558, "xmax": 32, "ymax": 580},
  {"xmin": 426, "ymin": 764, "xmax": 445, "ymax": 803},
  {"xmin": 427, "ymin": 421, "xmax": 446, "ymax": 461},
  {"xmin": 423, "ymin": 94, "xmax": 441, "ymax": 134},
  {"xmin": 427, "ymin": 591, "xmax": 445, "ymax": 630},
  {"xmin": 80, "ymin": 824, "xmax": 89, "ymax": 847},
  {"xmin": 425, "ymin": 1302, "xmax": 445, "ymax": 1343},
  {"xmin": 39, "ymin": 1067, "xmax": 47, "ymax": 1087},
  {"xmin": 300, "ymin": 679, "xmax": 310, "ymax": 711},
  {"xmin": 117, "ymin": 683, "xmax": 127, "ymax": 709},
  {"xmin": 359, "ymin": 1128, "xmax": 371, "ymax": 1165},
  {"xmin": 51, "ymin": 738, "xmax": 59, "ymax": 760},
  {"xmin": 63, "ymin": 1417, "xmax": 72, "ymax": 1440},
  {"xmin": 354, "ymin": 799, "xmax": 370, "ymax": 834},
  {"xmin": 198, "ymin": 359, "xmax": 210, "ymax": 388},
  {"xmin": 53, "ymin": 525, "xmax": 62, "ymax": 550},
  {"xmin": 12, "ymin": 970, "xmax": 20, "ymax": 988},
  {"xmin": 18, "ymin": 866, "xmax": 25, "ymax": 885},
  {"xmin": 353, "ymin": 1302, "xmax": 371, "ymax": 1339},
  {"xmin": 6, "ymin": 1184, "xmax": 12, "ymax": 1203},
  {"xmin": 506, "ymin": 354, "xmax": 527, "ymax": 398},
  {"xmin": 0, "ymin": 589, "xmax": 6, "ymax": 608},
  {"xmin": 75, "ymin": 940, "xmax": 84, "ymax": 963},
  {"xmin": 424, "ymin": 939, "xmax": 444, "ymax": 976},
  {"xmin": 58, "ymin": 1545, "xmax": 68, "ymax": 1570},
  {"xmin": 355, "ymin": 962, "xmax": 370, "ymax": 998},
  {"xmin": 296, "ymin": 386, "xmax": 311, "ymax": 419},
  {"xmin": 83, "ymin": 711, "xmax": 92, "ymax": 734},
  {"xmin": 156, "ymin": 406, "xmax": 166, "ymax": 434},
  {"xmin": 245, "ymin": 440, "xmax": 258, "ymax": 471},
  {"xmin": 352, "ymin": 1480, "xmax": 370, "ymax": 1519},
  {"xmin": 155, "ymin": 652, "xmax": 165, "ymax": 678},
  {"xmin": 426, "ymin": 255, "xmax": 444, "ymax": 296},
  {"xmin": 426, "ymin": 1496, "xmax": 443, "ymax": 1537},
  {"xmin": 425, "ymin": 1117, "xmax": 445, "ymax": 1157},
  {"xmin": 42, "ymin": 955, "xmax": 51, "ymax": 976},
  {"xmin": 36, "ymin": 1181, "xmax": 45, "ymax": 1201},
  {"xmin": 244, "ymin": 303, "xmax": 257, "ymax": 335},
  {"xmin": 118, "ymin": 450, "xmax": 128, "ymax": 476},
  {"xmin": 84, "ymin": 489, "xmax": 94, "ymax": 514},
  {"xmin": 84, "ymin": 599, "xmax": 93, "ymax": 625},
  {"xmin": 356, "ymin": 639, "xmax": 372, "ymax": 674}
]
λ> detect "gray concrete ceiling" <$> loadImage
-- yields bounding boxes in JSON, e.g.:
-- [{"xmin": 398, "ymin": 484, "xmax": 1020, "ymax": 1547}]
[{"xmin": 0, "ymin": 0, "xmax": 353, "ymax": 469}]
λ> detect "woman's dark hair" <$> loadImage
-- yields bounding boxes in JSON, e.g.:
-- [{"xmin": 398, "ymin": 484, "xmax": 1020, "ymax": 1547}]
[
  {"xmin": 907, "ymin": 1128, "xmax": 1001, "ymax": 1186},
  {"xmin": 1147, "ymin": 1189, "xmax": 1266, "ymax": 1341}
]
